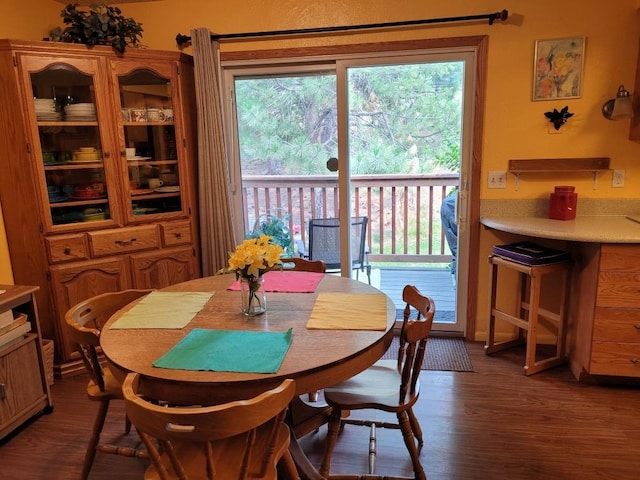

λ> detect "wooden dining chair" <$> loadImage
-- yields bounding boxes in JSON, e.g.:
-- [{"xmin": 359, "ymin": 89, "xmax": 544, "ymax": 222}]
[
  {"xmin": 319, "ymin": 285, "xmax": 435, "ymax": 480},
  {"xmin": 284, "ymin": 257, "xmax": 327, "ymax": 273},
  {"xmin": 64, "ymin": 289, "xmax": 153, "ymax": 480},
  {"xmin": 122, "ymin": 373, "xmax": 299, "ymax": 480},
  {"xmin": 283, "ymin": 256, "xmax": 326, "ymax": 403}
]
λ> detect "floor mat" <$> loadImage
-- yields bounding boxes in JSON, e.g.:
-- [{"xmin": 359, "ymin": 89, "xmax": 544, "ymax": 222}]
[{"xmin": 381, "ymin": 335, "xmax": 474, "ymax": 372}]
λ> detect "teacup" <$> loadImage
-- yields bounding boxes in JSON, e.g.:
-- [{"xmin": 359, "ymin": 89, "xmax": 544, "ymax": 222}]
[
  {"xmin": 131, "ymin": 108, "xmax": 147, "ymax": 122},
  {"xmin": 146, "ymin": 108, "xmax": 166, "ymax": 122},
  {"xmin": 159, "ymin": 171, "xmax": 177, "ymax": 186},
  {"xmin": 148, "ymin": 178, "xmax": 164, "ymax": 189},
  {"xmin": 162, "ymin": 108, "xmax": 174, "ymax": 122},
  {"xmin": 125, "ymin": 147, "xmax": 136, "ymax": 159}
]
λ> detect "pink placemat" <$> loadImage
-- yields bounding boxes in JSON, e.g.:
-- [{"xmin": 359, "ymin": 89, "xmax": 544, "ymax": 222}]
[{"xmin": 228, "ymin": 270, "xmax": 324, "ymax": 293}]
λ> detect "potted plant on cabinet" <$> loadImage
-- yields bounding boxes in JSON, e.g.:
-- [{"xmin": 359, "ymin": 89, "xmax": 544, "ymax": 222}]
[{"xmin": 49, "ymin": 3, "xmax": 143, "ymax": 54}]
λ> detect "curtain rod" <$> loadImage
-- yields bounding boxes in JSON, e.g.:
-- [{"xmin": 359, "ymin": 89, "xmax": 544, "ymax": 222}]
[{"xmin": 175, "ymin": 9, "xmax": 508, "ymax": 47}]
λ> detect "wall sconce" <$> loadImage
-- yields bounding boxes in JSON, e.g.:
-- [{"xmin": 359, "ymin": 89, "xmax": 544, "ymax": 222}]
[{"xmin": 602, "ymin": 85, "xmax": 633, "ymax": 120}]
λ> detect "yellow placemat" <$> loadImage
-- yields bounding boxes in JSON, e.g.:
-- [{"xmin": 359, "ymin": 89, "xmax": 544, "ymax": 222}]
[
  {"xmin": 109, "ymin": 291, "xmax": 214, "ymax": 329},
  {"xmin": 306, "ymin": 292, "xmax": 388, "ymax": 330}
]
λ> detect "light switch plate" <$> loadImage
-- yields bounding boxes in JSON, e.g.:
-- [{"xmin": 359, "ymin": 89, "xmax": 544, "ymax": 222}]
[
  {"xmin": 488, "ymin": 171, "xmax": 507, "ymax": 189},
  {"xmin": 612, "ymin": 169, "xmax": 625, "ymax": 188}
]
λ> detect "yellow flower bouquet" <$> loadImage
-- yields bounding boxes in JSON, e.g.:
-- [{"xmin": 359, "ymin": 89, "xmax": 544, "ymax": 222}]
[{"xmin": 222, "ymin": 235, "xmax": 284, "ymax": 315}]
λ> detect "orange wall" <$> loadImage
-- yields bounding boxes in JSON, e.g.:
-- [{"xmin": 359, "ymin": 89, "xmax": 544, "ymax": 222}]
[
  {"xmin": 120, "ymin": 0, "xmax": 640, "ymax": 198},
  {"xmin": 1, "ymin": 0, "xmax": 639, "ymax": 333}
]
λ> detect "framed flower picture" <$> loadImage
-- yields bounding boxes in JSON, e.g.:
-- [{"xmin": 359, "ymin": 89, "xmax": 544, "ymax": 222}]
[{"xmin": 533, "ymin": 36, "xmax": 585, "ymax": 101}]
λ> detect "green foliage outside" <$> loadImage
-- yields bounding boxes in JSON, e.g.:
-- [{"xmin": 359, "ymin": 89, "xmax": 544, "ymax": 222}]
[{"xmin": 235, "ymin": 61, "xmax": 463, "ymax": 176}]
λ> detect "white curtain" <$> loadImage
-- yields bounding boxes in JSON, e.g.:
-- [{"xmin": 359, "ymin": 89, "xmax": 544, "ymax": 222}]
[{"xmin": 191, "ymin": 28, "xmax": 236, "ymax": 276}]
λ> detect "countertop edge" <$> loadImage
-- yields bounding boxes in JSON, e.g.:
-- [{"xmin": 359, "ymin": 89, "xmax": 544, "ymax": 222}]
[{"xmin": 480, "ymin": 215, "xmax": 640, "ymax": 243}]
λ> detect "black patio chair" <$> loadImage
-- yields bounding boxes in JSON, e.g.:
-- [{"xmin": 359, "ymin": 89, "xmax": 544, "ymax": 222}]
[{"xmin": 298, "ymin": 216, "xmax": 371, "ymax": 285}]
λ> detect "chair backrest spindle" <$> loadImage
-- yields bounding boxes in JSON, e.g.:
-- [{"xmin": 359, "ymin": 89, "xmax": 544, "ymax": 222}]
[{"xmin": 397, "ymin": 285, "xmax": 435, "ymax": 403}]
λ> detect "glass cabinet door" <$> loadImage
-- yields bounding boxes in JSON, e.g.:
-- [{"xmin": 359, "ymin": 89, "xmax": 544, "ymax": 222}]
[
  {"xmin": 20, "ymin": 55, "xmax": 119, "ymax": 231},
  {"xmin": 114, "ymin": 63, "xmax": 183, "ymax": 220}
]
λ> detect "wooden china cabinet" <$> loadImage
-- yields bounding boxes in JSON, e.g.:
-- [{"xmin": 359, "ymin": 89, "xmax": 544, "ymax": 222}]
[{"xmin": 0, "ymin": 39, "xmax": 201, "ymax": 375}]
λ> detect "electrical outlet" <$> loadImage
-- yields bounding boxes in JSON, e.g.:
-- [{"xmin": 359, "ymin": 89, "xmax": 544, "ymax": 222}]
[
  {"xmin": 612, "ymin": 169, "xmax": 625, "ymax": 188},
  {"xmin": 488, "ymin": 171, "xmax": 507, "ymax": 189}
]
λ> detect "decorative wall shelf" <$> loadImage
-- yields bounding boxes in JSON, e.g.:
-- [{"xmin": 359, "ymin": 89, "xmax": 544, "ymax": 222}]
[{"xmin": 508, "ymin": 157, "xmax": 610, "ymax": 190}]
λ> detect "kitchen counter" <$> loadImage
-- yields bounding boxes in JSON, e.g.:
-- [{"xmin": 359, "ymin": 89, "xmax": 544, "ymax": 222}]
[{"xmin": 480, "ymin": 215, "xmax": 640, "ymax": 243}]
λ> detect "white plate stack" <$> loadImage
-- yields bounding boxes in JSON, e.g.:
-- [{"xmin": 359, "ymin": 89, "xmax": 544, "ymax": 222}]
[
  {"xmin": 34, "ymin": 98, "xmax": 61, "ymax": 121},
  {"xmin": 65, "ymin": 102, "xmax": 96, "ymax": 121}
]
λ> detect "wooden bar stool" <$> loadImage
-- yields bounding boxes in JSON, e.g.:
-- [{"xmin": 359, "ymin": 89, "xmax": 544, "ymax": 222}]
[{"xmin": 485, "ymin": 250, "xmax": 571, "ymax": 376}]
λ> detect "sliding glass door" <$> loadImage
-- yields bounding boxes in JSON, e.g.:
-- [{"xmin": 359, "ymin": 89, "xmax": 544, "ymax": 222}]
[{"xmin": 223, "ymin": 47, "xmax": 476, "ymax": 333}]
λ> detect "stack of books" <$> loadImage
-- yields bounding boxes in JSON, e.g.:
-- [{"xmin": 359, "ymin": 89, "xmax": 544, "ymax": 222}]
[
  {"xmin": 492, "ymin": 241, "xmax": 570, "ymax": 266},
  {"xmin": 0, "ymin": 309, "xmax": 31, "ymax": 350}
]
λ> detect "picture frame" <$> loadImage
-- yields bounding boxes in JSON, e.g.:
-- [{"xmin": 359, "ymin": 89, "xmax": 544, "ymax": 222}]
[{"xmin": 533, "ymin": 36, "xmax": 585, "ymax": 101}]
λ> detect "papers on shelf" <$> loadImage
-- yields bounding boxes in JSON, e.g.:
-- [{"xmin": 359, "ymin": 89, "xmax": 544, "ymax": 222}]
[
  {"xmin": 0, "ymin": 321, "xmax": 30, "ymax": 350},
  {"xmin": 109, "ymin": 291, "xmax": 213, "ymax": 329},
  {"xmin": 306, "ymin": 292, "xmax": 388, "ymax": 330}
]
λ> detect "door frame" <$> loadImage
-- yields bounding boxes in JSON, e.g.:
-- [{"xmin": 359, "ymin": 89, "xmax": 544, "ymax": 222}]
[{"xmin": 220, "ymin": 36, "xmax": 487, "ymax": 339}]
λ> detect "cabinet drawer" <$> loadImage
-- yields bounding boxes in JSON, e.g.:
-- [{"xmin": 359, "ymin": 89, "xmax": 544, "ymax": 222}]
[
  {"xmin": 45, "ymin": 234, "xmax": 89, "ymax": 263},
  {"xmin": 600, "ymin": 244, "xmax": 640, "ymax": 272},
  {"xmin": 161, "ymin": 221, "xmax": 192, "ymax": 247},
  {"xmin": 88, "ymin": 225, "xmax": 159, "ymax": 257},
  {"xmin": 596, "ymin": 271, "xmax": 640, "ymax": 308},
  {"xmin": 593, "ymin": 307, "xmax": 640, "ymax": 342},
  {"xmin": 590, "ymin": 342, "xmax": 640, "ymax": 377}
]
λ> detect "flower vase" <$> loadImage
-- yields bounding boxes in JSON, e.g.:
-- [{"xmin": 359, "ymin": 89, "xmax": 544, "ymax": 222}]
[{"xmin": 240, "ymin": 275, "xmax": 267, "ymax": 316}]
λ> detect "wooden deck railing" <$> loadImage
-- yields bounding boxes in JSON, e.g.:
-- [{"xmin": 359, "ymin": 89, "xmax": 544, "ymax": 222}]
[{"xmin": 242, "ymin": 173, "xmax": 459, "ymax": 265}]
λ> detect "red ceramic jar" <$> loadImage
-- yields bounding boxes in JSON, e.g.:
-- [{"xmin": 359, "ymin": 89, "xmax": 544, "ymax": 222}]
[{"xmin": 549, "ymin": 186, "xmax": 577, "ymax": 220}]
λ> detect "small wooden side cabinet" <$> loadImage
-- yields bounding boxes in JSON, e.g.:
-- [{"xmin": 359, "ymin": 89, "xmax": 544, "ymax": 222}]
[
  {"xmin": 571, "ymin": 244, "xmax": 640, "ymax": 380},
  {"xmin": 0, "ymin": 285, "xmax": 53, "ymax": 440}
]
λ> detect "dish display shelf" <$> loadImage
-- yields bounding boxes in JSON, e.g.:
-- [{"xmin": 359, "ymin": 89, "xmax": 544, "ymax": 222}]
[{"xmin": 0, "ymin": 40, "xmax": 201, "ymax": 371}]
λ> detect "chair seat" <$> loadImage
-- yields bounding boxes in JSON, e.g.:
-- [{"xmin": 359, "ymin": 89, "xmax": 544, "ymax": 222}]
[
  {"xmin": 143, "ymin": 422, "xmax": 291, "ymax": 480},
  {"xmin": 86, "ymin": 366, "xmax": 123, "ymax": 400},
  {"xmin": 324, "ymin": 359, "xmax": 419, "ymax": 411}
]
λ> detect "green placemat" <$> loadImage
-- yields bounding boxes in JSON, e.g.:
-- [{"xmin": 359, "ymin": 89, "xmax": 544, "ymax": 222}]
[{"xmin": 153, "ymin": 328, "xmax": 293, "ymax": 373}]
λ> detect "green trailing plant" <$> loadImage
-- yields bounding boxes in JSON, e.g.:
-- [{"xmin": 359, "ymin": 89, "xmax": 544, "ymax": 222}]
[
  {"xmin": 247, "ymin": 212, "xmax": 294, "ymax": 257},
  {"xmin": 50, "ymin": 3, "xmax": 143, "ymax": 54}
]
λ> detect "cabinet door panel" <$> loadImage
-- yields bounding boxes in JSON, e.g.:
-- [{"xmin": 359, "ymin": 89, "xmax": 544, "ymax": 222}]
[
  {"xmin": 16, "ymin": 54, "xmax": 123, "ymax": 232},
  {"xmin": 50, "ymin": 258, "xmax": 132, "ymax": 359},
  {"xmin": 130, "ymin": 247, "xmax": 196, "ymax": 290},
  {"xmin": 110, "ymin": 59, "xmax": 189, "ymax": 223},
  {"xmin": 0, "ymin": 338, "xmax": 43, "ymax": 425}
]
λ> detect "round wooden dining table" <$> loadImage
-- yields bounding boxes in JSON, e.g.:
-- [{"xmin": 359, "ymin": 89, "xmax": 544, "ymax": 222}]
[{"xmin": 100, "ymin": 272, "xmax": 396, "ymax": 479}]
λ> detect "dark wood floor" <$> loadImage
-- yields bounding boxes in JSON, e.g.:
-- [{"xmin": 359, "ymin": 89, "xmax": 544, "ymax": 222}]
[{"xmin": 1, "ymin": 342, "xmax": 639, "ymax": 479}]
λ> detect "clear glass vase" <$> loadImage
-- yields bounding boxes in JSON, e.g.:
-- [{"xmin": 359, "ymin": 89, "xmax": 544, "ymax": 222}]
[{"xmin": 240, "ymin": 275, "xmax": 267, "ymax": 316}]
